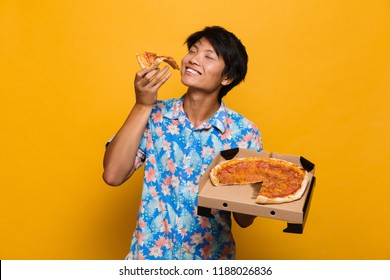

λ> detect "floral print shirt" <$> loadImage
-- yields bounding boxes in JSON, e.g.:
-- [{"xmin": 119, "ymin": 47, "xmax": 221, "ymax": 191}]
[{"xmin": 124, "ymin": 97, "xmax": 262, "ymax": 260}]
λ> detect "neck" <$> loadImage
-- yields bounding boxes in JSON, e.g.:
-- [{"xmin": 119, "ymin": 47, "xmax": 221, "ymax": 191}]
[{"xmin": 183, "ymin": 90, "xmax": 220, "ymax": 128}]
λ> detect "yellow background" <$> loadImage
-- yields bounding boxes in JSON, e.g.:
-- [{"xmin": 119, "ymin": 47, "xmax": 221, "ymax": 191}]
[{"xmin": 1, "ymin": 0, "xmax": 389, "ymax": 259}]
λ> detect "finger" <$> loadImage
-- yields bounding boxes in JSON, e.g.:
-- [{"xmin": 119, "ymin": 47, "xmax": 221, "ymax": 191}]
[
  {"xmin": 135, "ymin": 67, "xmax": 150, "ymax": 80},
  {"xmin": 153, "ymin": 71, "xmax": 172, "ymax": 89},
  {"xmin": 144, "ymin": 68, "xmax": 161, "ymax": 81},
  {"xmin": 135, "ymin": 70, "xmax": 161, "ymax": 89},
  {"xmin": 135, "ymin": 66, "xmax": 159, "ymax": 81},
  {"xmin": 149, "ymin": 66, "xmax": 169, "ymax": 82}
]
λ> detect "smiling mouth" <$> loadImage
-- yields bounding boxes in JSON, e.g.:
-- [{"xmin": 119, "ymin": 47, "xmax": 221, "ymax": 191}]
[{"xmin": 186, "ymin": 67, "xmax": 202, "ymax": 75}]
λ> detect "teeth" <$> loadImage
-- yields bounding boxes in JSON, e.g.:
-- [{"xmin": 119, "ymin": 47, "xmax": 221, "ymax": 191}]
[{"xmin": 186, "ymin": 68, "xmax": 201, "ymax": 75}]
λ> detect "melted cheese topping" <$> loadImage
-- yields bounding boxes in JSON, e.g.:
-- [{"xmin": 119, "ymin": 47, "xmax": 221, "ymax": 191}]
[{"xmin": 212, "ymin": 157, "xmax": 306, "ymax": 198}]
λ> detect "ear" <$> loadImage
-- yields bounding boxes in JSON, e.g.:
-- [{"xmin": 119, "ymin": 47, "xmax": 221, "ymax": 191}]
[{"xmin": 221, "ymin": 76, "xmax": 233, "ymax": 86}]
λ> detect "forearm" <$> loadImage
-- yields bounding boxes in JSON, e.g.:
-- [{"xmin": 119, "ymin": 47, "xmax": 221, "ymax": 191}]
[
  {"xmin": 103, "ymin": 104, "xmax": 153, "ymax": 186},
  {"xmin": 103, "ymin": 65, "xmax": 171, "ymax": 186}
]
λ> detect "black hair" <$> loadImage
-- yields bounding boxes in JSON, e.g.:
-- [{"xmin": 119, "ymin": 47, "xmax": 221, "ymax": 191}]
[{"xmin": 185, "ymin": 26, "xmax": 248, "ymax": 100}]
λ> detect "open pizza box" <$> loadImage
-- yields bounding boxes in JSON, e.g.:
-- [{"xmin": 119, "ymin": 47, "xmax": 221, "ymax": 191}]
[{"xmin": 197, "ymin": 148, "xmax": 316, "ymax": 234}]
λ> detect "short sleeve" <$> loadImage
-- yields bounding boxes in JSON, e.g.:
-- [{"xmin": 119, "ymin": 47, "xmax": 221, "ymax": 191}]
[{"xmin": 104, "ymin": 129, "xmax": 147, "ymax": 172}]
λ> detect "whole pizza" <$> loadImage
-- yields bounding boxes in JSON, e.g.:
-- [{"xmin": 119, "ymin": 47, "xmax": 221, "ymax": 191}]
[{"xmin": 210, "ymin": 157, "xmax": 310, "ymax": 204}]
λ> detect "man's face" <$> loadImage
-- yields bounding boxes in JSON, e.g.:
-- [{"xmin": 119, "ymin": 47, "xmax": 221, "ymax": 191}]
[{"xmin": 181, "ymin": 38, "xmax": 228, "ymax": 94}]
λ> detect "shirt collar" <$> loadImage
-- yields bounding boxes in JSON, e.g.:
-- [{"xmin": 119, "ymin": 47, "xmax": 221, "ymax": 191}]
[{"xmin": 163, "ymin": 96, "xmax": 227, "ymax": 133}]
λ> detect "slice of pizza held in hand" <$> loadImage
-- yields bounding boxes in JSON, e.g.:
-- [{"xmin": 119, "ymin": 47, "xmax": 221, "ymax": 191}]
[
  {"xmin": 136, "ymin": 52, "xmax": 180, "ymax": 70},
  {"xmin": 210, "ymin": 157, "xmax": 310, "ymax": 204}
]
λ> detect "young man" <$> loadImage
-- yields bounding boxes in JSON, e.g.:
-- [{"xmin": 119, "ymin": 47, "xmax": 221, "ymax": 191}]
[{"xmin": 103, "ymin": 26, "xmax": 263, "ymax": 260}]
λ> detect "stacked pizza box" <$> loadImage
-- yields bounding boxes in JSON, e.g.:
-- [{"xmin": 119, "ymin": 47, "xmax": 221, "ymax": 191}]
[{"xmin": 197, "ymin": 148, "xmax": 316, "ymax": 234}]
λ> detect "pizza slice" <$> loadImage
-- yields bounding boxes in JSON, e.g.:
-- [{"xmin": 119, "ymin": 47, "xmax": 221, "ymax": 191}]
[
  {"xmin": 209, "ymin": 157, "xmax": 310, "ymax": 204},
  {"xmin": 136, "ymin": 52, "xmax": 180, "ymax": 70}
]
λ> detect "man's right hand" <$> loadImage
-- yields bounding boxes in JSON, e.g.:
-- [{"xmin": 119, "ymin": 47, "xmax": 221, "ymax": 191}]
[{"xmin": 134, "ymin": 65, "xmax": 172, "ymax": 107}]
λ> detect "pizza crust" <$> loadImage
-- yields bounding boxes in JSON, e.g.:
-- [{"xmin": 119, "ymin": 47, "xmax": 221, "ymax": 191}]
[{"xmin": 210, "ymin": 157, "xmax": 310, "ymax": 204}]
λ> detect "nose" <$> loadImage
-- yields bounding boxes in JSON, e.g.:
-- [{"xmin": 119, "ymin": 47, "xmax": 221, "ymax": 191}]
[{"xmin": 189, "ymin": 53, "xmax": 200, "ymax": 65}]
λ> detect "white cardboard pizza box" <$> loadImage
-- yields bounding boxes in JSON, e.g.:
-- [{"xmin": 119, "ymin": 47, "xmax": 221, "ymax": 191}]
[{"xmin": 197, "ymin": 148, "xmax": 316, "ymax": 233}]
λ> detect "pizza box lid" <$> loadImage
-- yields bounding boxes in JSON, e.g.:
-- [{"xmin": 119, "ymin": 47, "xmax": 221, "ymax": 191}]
[{"xmin": 197, "ymin": 148, "xmax": 316, "ymax": 233}]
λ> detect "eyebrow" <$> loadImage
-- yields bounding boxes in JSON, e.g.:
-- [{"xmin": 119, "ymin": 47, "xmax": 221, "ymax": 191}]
[
  {"xmin": 192, "ymin": 43, "xmax": 217, "ymax": 55},
  {"xmin": 205, "ymin": 49, "xmax": 217, "ymax": 54}
]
